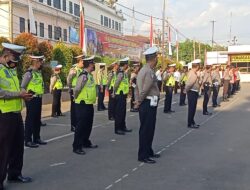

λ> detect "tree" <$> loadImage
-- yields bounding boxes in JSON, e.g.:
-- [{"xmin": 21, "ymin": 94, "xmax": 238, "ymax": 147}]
[
  {"xmin": 52, "ymin": 42, "xmax": 73, "ymax": 85},
  {"xmin": 14, "ymin": 33, "xmax": 39, "ymax": 54}
]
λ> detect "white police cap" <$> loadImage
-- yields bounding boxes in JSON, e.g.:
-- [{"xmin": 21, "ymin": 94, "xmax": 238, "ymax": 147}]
[
  {"xmin": 29, "ymin": 55, "xmax": 44, "ymax": 60},
  {"xmin": 83, "ymin": 55, "xmax": 95, "ymax": 61},
  {"xmin": 55, "ymin": 64, "xmax": 62, "ymax": 69},
  {"xmin": 74, "ymin": 54, "xmax": 85, "ymax": 59},
  {"xmin": 2, "ymin": 43, "xmax": 26, "ymax": 54},
  {"xmin": 119, "ymin": 57, "xmax": 130, "ymax": 62},
  {"xmin": 168, "ymin": 63, "xmax": 176, "ymax": 67},
  {"xmin": 192, "ymin": 59, "xmax": 201, "ymax": 64},
  {"xmin": 143, "ymin": 46, "xmax": 158, "ymax": 56}
]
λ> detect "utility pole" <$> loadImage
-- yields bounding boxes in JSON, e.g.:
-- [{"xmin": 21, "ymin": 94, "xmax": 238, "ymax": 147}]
[
  {"xmin": 193, "ymin": 40, "xmax": 196, "ymax": 60},
  {"xmin": 232, "ymin": 36, "xmax": 237, "ymax": 45},
  {"xmin": 161, "ymin": 0, "xmax": 166, "ymax": 68},
  {"xmin": 132, "ymin": 5, "xmax": 135, "ymax": 36},
  {"xmin": 229, "ymin": 12, "xmax": 232, "ymax": 44},
  {"xmin": 211, "ymin": 20, "xmax": 216, "ymax": 50}
]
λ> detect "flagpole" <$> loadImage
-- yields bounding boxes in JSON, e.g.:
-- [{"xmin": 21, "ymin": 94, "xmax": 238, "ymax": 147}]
[
  {"xmin": 176, "ymin": 30, "xmax": 179, "ymax": 62},
  {"xmin": 161, "ymin": 0, "xmax": 166, "ymax": 68},
  {"xmin": 150, "ymin": 16, "xmax": 153, "ymax": 47}
]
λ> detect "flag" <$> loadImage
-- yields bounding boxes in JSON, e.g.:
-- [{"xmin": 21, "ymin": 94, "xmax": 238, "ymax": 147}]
[
  {"xmin": 168, "ymin": 26, "xmax": 172, "ymax": 56},
  {"xmin": 28, "ymin": 0, "xmax": 36, "ymax": 34},
  {"xmin": 150, "ymin": 16, "xmax": 153, "ymax": 47},
  {"xmin": 79, "ymin": 0, "xmax": 85, "ymax": 53}
]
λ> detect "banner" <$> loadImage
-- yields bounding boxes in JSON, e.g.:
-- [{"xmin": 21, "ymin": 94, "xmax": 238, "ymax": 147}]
[
  {"xmin": 231, "ymin": 55, "xmax": 250, "ymax": 63},
  {"xmin": 86, "ymin": 28, "xmax": 143, "ymax": 60},
  {"xmin": 69, "ymin": 27, "xmax": 79, "ymax": 44}
]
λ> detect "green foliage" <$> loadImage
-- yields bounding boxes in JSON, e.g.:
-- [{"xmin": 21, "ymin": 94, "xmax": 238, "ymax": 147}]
[
  {"xmin": 52, "ymin": 42, "xmax": 73, "ymax": 85},
  {"xmin": 100, "ymin": 56, "xmax": 117, "ymax": 65}
]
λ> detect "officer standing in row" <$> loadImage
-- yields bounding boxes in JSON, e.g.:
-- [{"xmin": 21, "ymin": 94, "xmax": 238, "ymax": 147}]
[
  {"xmin": 179, "ymin": 64, "xmax": 188, "ymax": 106},
  {"xmin": 97, "ymin": 64, "xmax": 107, "ymax": 111},
  {"xmin": 163, "ymin": 64, "xmax": 176, "ymax": 113},
  {"xmin": 185, "ymin": 59, "xmax": 201, "ymax": 129},
  {"xmin": 21, "ymin": 55, "xmax": 47, "ymax": 148},
  {"xmin": 0, "ymin": 43, "xmax": 32, "ymax": 190},
  {"xmin": 67, "ymin": 55, "xmax": 84, "ymax": 132},
  {"xmin": 135, "ymin": 46, "xmax": 160, "ymax": 164},
  {"xmin": 50, "ymin": 63, "xmax": 64, "ymax": 117},
  {"xmin": 202, "ymin": 64, "xmax": 213, "ymax": 115},
  {"xmin": 212, "ymin": 64, "xmax": 221, "ymax": 107},
  {"xmin": 73, "ymin": 56, "xmax": 98, "ymax": 155},
  {"xmin": 106, "ymin": 62, "xmax": 119, "ymax": 121},
  {"xmin": 113, "ymin": 57, "xmax": 132, "ymax": 135},
  {"xmin": 130, "ymin": 63, "xmax": 140, "ymax": 112}
]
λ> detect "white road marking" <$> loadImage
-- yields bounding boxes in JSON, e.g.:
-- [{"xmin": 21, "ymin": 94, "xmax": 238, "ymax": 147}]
[
  {"xmin": 50, "ymin": 162, "xmax": 66, "ymax": 167},
  {"xmin": 122, "ymin": 174, "xmax": 129, "ymax": 179},
  {"xmin": 105, "ymin": 184, "xmax": 113, "ymax": 190},
  {"xmin": 103, "ymin": 97, "xmax": 240, "ymax": 190}
]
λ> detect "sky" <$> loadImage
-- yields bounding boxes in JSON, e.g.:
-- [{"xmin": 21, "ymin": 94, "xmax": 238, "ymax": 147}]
[{"xmin": 116, "ymin": 0, "xmax": 250, "ymax": 46}]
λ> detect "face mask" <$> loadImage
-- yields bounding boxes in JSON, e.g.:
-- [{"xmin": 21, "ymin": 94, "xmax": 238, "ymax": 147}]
[{"xmin": 6, "ymin": 60, "xmax": 18, "ymax": 69}]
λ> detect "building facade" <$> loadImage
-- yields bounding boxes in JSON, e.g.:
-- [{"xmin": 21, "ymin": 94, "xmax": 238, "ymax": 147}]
[{"xmin": 0, "ymin": 0, "xmax": 124, "ymax": 44}]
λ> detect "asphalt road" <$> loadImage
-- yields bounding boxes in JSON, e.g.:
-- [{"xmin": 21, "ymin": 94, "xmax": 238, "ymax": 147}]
[{"xmin": 4, "ymin": 83, "xmax": 250, "ymax": 190}]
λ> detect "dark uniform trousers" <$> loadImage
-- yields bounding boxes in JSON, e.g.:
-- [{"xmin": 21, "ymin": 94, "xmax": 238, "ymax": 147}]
[
  {"xmin": 25, "ymin": 97, "xmax": 42, "ymax": 143},
  {"xmin": 232, "ymin": 82, "xmax": 236, "ymax": 95},
  {"xmin": 203, "ymin": 85, "xmax": 211, "ymax": 113},
  {"xmin": 114, "ymin": 93, "xmax": 127, "ymax": 132},
  {"xmin": 130, "ymin": 87, "xmax": 136, "ymax": 109},
  {"xmin": 97, "ymin": 85, "xmax": 106, "ymax": 110},
  {"xmin": 157, "ymin": 80, "xmax": 162, "ymax": 92},
  {"xmin": 179, "ymin": 83, "xmax": 186, "ymax": 105},
  {"xmin": 223, "ymin": 80, "xmax": 229, "ymax": 100},
  {"xmin": 174, "ymin": 81, "xmax": 179, "ymax": 94},
  {"xmin": 52, "ymin": 89, "xmax": 62, "ymax": 116},
  {"xmin": 164, "ymin": 86, "xmax": 173, "ymax": 112},
  {"xmin": 0, "ymin": 112, "xmax": 24, "ymax": 184},
  {"xmin": 73, "ymin": 102, "xmax": 94, "ymax": 150},
  {"xmin": 138, "ymin": 100, "xmax": 157, "ymax": 160},
  {"xmin": 187, "ymin": 91, "xmax": 199, "ymax": 126},
  {"xmin": 108, "ymin": 88, "xmax": 115, "ymax": 120},
  {"xmin": 212, "ymin": 85, "xmax": 220, "ymax": 106},
  {"xmin": 69, "ymin": 90, "xmax": 76, "ymax": 128}
]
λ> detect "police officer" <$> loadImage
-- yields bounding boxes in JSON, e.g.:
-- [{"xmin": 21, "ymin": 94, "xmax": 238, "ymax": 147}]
[
  {"xmin": 106, "ymin": 62, "xmax": 119, "ymax": 121},
  {"xmin": 113, "ymin": 57, "xmax": 132, "ymax": 135},
  {"xmin": 73, "ymin": 56, "xmax": 98, "ymax": 155},
  {"xmin": 212, "ymin": 64, "xmax": 221, "ymax": 107},
  {"xmin": 202, "ymin": 64, "xmax": 213, "ymax": 115},
  {"xmin": 67, "ymin": 55, "xmax": 84, "ymax": 132},
  {"xmin": 135, "ymin": 46, "xmax": 160, "ymax": 164},
  {"xmin": 50, "ymin": 63, "xmax": 64, "ymax": 117},
  {"xmin": 130, "ymin": 63, "xmax": 140, "ymax": 112},
  {"xmin": 163, "ymin": 64, "xmax": 176, "ymax": 113},
  {"xmin": 21, "ymin": 55, "xmax": 47, "ymax": 148},
  {"xmin": 185, "ymin": 59, "xmax": 201, "ymax": 128},
  {"xmin": 179, "ymin": 64, "xmax": 188, "ymax": 106},
  {"xmin": 0, "ymin": 43, "xmax": 32, "ymax": 190},
  {"xmin": 223, "ymin": 65, "xmax": 230, "ymax": 102},
  {"xmin": 97, "ymin": 64, "xmax": 107, "ymax": 111}
]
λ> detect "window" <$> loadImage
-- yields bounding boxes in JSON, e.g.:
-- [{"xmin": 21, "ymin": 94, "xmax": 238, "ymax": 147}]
[
  {"xmin": 40, "ymin": 23, "xmax": 44, "ymax": 37},
  {"xmin": 104, "ymin": 16, "xmax": 108, "ymax": 27},
  {"xmin": 63, "ymin": 29, "xmax": 67, "ymax": 41},
  {"xmin": 63, "ymin": 0, "xmax": 66, "ymax": 11},
  {"xmin": 48, "ymin": 25, "xmax": 52, "ymax": 39},
  {"xmin": 232, "ymin": 62, "xmax": 250, "ymax": 73},
  {"xmin": 54, "ymin": 26, "xmax": 62, "ymax": 40},
  {"xmin": 115, "ymin": 21, "xmax": 118, "ymax": 30},
  {"xmin": 39, "ymin": 0, "xmax": 43, "ymax": 2},
  {"xmin": 74, "ymin": 3, "xmax": 80, "ymax": 16},
  {"xmin": 112, "ymin": 20, "xmax": 114, "ymax": 29},
  {"xmin": 27, "ymin": 19, "xmax": 30, "ymax": 33},
  {"xmin": 47, "ymin": 0, "xmax": 51, "ymax": 6},
  {"xmin": 101, "ymin": 15, "xmax": 103, "ymax": 25},
  {"xmin": 118, "ymin": 23, "xmax": 121, "ymax": 31},
  {"xmin": 53, "ymin": 0, "xmax": 61, "ymax": 9},
  {"xmin": 35, "ymin": 21, "xmax": 37, "ymax": 36},
  {"xmin": 108, "ymin": 18, "xmax": 111, "ymax": 28},
  {"xmin": 69, "ymin": 1, "xmax": 73, "ymax": 14},
  {"xmin": 19, "ymin": 17, "xmax": 25, "ymax": 33}
]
